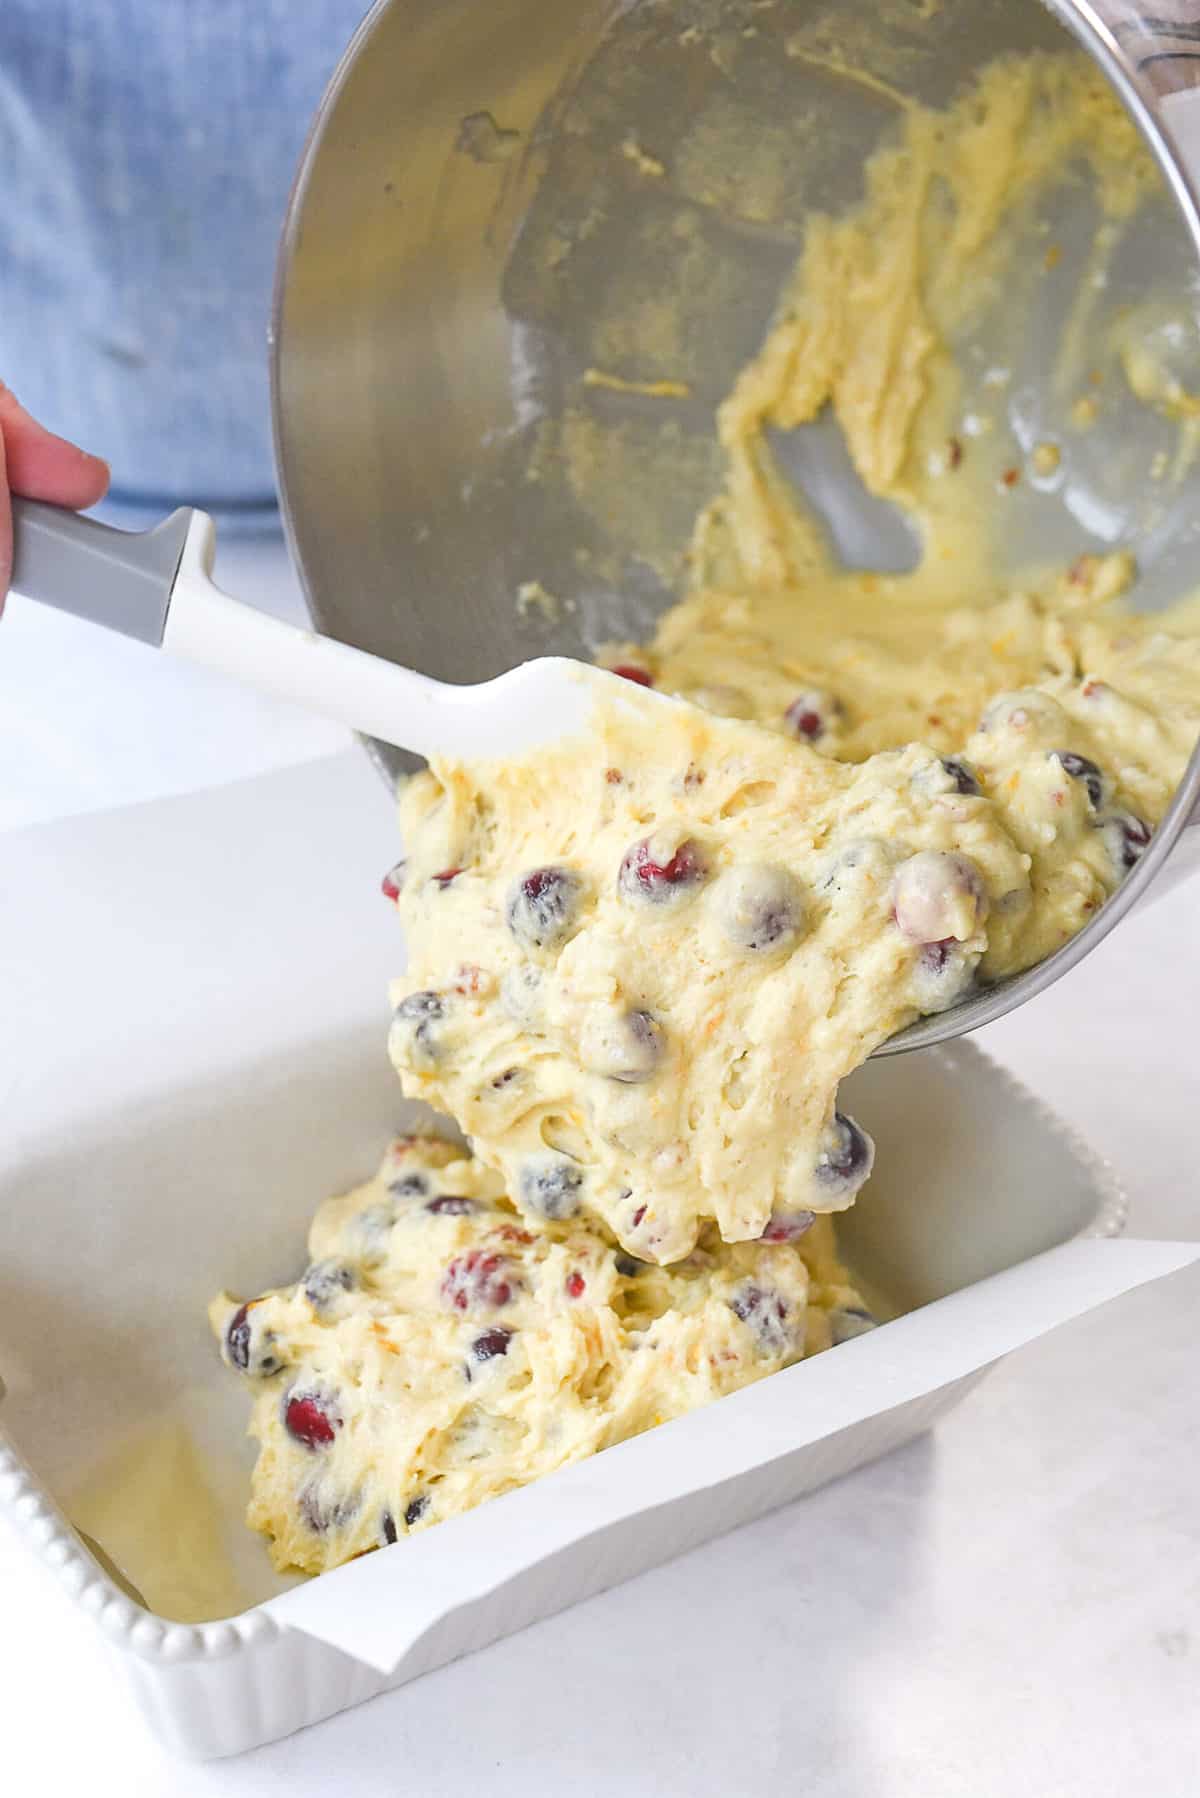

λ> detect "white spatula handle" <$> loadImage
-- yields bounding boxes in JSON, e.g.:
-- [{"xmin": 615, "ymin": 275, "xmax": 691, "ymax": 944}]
[
  {"xmin": 163, "ymin": 509, "xmax": 467, "ymax": 760},
  {"xmin": 9, "ymin": 499, "xmax": 590, "ymax": 765}
]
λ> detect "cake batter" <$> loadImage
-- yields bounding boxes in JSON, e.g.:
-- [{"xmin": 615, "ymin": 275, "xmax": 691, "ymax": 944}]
[{"xmin": 213, "ymin": 49, "xmax": 1200, "ymax": 1574}]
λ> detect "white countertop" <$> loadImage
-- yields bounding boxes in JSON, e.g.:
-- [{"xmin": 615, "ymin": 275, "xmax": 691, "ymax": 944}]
[{"xmin": 2, "ymin": 537, "xmax": 1197, "ymax": 1794}]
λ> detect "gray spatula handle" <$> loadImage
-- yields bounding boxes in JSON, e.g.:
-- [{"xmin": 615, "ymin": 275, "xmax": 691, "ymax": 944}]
[{"xmin": 9, "ymin": 496, "xmax": 194, "ymax": 646}]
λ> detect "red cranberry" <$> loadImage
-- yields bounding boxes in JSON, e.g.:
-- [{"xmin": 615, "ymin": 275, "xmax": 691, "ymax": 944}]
[
  {"xmin": 426, "ymin": 1195, "xmax": 477, "ymax": 1216},
  {"xmin": 506, "ymin": 865, "xmax": 586, "ymax": 951},
  {"xmin": 759, "ymin": 1209, "xmax": 816, "ymax": 1243},
  {"xmin": 381, "ymin": 860, "xmax": 407, "ymax": 902},
  {"xmin": 284, "ymin": 1389, "xmax": 339, "ymax": 1450},
  {"xmin": 432, "ymin": 868, "xmax": 463, "ymax": 888},
  {"xmin": 566, "ymin": 1271, "xmax": 586, "ymax": 1299},
  {"xmin": 611, "ymin": 664, "xmax": 654, "ymax": 687},
  {"xmin": 618, "ymin": 835, "xmax": 708, "ymax": 904},
  {"xmin": 441, "ymin": 1250, "xmax": 517, "ymax": 1311},
  {"xmin": 470, "ymin": 1327, "xmax": 513, "ymax": 1363},
  {"xmin": 784, "ymin": 690, "xmax": 842, "ymax": 742},
  {"xmin": 814, "ymin": 1112, "xmax": 875, "ymax": 1198}
]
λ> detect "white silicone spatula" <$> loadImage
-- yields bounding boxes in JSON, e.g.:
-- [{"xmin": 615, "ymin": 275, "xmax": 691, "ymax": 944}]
[
  {"xmin": 16, "ymin": 495, "xmax": 1166, "ymax": 1061},
  {"xmin": 9, "ymin": 499, "xmax": 667, "ymax": 761}
]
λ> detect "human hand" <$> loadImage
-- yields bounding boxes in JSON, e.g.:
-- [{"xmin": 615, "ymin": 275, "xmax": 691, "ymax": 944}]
[{"xmin": 0, "ymin": 384, "xmax": 110, "ymax": 614}]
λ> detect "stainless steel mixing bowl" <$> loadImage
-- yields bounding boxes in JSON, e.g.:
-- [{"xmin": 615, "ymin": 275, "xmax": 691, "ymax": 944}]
[{"xmin": 271, "ymin": 0, "xmax": 1200, "ymax": 1052}]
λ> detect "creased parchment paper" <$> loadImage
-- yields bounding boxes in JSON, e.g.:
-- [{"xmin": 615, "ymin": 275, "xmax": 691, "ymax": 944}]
[{"xmin": 262, "ymin": 1238, "xmax": 1198, "ymax": 1674}]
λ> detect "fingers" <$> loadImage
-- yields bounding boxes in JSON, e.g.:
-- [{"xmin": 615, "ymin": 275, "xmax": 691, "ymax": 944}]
[
  {"xmin": 0, "ymin": 417, "xmax": 10, "ymax": 607},
  {"xmin": 0, "ymin": 385, "xmax": 110, "ymax": 616},
  {"xmin": 0, "ymin": 383, "xmax": 110, "ymax": 511}
]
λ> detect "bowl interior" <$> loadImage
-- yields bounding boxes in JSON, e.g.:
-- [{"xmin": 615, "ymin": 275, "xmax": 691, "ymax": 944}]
[{"xmin": 275, "ymin": 0, "xmax": 1200, "ymax": 781}]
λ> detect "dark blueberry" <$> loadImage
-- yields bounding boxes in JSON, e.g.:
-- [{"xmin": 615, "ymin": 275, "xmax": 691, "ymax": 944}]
[
  {"xmin": 389, "ymin": 1172, "xmax": 431, "ymax": 1198},
  {"xmin": 784, "ymin": 690, "xmax": 842, "ymax": 742},
  {"xmin": 299, "ymin": 1482, "xmax": 358, "ymax": 1534},
  {"xmin": 284, "ymin": 1389, "xmax": 339, "ymax": 1450},
  {"xmin": 389, "ymin": 990, "xmax": 448, "ymax": 1069},
  {"xmin": 500, "ymin": 962, "xmax": 545, "ymax": 1030},
  {"xmin": 593, "ymin": 1008, "xmax": 665, "ymax": 1084},
  {"xmin": 491, "ymin": 1067, "xmax": 522, "ymax": 1089},
  {"xmin": 759, "ymin": 1210, "xmax": 816, "ymax": 1243},
  {"xmin": 506, "ymin": 866, "xmax": 586, "ymax": 951},
  {"xmin": 814, "ymin": 1112, "xmax": 875, "ymax": 1198},
  {"xmin": 614, "ymin": 1254, "xmax": 647, "ymax": 1277},
  {"xmin": 225, "ymin": 1302, "xmax": 284, "ymax": 1377},
  {"xmin": 394, "ymin": 989, "xmax": 444, "ymax": 1028},
  {"xmin": 892, "ymin": 851, "xmax": 987, "ymax": 944},
  {"xmin": 226, "ymin": 1303, "xmax": 251, "ymax": 1372},
  {"xmin": 610, "ymin": 663, "xmax": 654, "ymax": 687},
  {"xmin": 940, "ymin": 756, "xmax": 981, "ymax": 796},
  {"xmin": 912, "ymin": 938, "xmax": 977, "ymax": 1014},
  {"xmin": 1100, "ymin": 811, "xmax": 1152, "ymax": 872},
  {"xmin": 381, "ymin": 860, "xmax": 407, "ymax": 902},
  {"xmin": 728, "ymin": 1282, "xmax": 793, "ymax": 1356},
  {"xmin": 302, "ymin": 1260, "xmax": 357, "ymax": 1310},
  {"xmin": 519, "ymin": 1155, "xmax": 584, "ymax": 1220},
  {"xmin": 716, "ymin": 864, "xmax": 804, "ymax": 953},
  {"xmin": 404, "ymin": 1495, "xmax": 429, "ymax": 1528},
  {"xmin": 441, "ymin": 1250, "xmax": 517, "ymax": 1311},
  {"xmin": 831, "ymin": 1306, "xmax": 878, "ymax": 1345},
  {"xmin": 426, "ymin": 1195, "xmax": 477, "ymax": 1217},
  {"xmin": 349, "ymin": 1199, "xmax": 400, "ymax": 1264},
  {"xmin": 1052, "ymin": 750, "xmax": 1106, "ymax": 810},
  {"xmin": 618, "ymin": 835, "xmax": 708, "ymax": 904},
  {"xmin": 470, "ymin": 1327, "xmax": 513, "ymax": 1363},
  {"xmin": 381, "ymin": 1510, "xmax": 398, "ymax": 1546}
]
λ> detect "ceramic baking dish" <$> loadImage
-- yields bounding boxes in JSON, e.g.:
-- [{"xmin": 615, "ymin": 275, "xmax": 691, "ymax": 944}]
[{"xmin": 0, "ymin": 758, "xmax": 1132, "ymax": 1758}]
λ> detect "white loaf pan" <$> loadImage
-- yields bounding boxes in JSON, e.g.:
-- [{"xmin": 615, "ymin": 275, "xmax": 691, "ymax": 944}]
[{"xmin": 0, "ymin": 757, "xmax": 1155, "ymax": 1759}]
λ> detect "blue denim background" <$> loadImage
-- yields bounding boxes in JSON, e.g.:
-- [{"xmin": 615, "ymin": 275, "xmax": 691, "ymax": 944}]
[{"xmin": 0, "ymin": 3, "xmax": 367, "ymax": 529}]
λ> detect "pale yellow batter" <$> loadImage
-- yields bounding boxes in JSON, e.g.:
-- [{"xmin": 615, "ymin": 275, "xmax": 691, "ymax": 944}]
[
  {"xmin": 213, "ymin": 50, "xmax": 1200, "ymax": 1575},
  {"xmin": 211, "ymin": 1132, "xmax": 868, "ymax": 1574}
]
